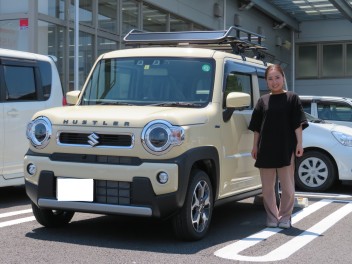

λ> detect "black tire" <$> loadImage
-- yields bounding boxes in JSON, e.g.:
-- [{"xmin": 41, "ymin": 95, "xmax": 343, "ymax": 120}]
[
  {"xmin": 31, "ymin": 202, "xmax": 75, "ymax": 227},
  {"xmin": 172, "ymin": 170, "xmax": 213, "ymax": 241},
  {"xmin": 295, "ymin": 150, "xmax": 336, "ymax": 192}
]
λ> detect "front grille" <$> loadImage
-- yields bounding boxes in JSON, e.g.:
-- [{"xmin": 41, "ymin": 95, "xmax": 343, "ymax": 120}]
[
  {"xmin": 95, "ymin": 180, "xmax": 131, "ymax": 205},
  {"xmin": 58, "ymin": 132, "xmax": 133, "ymax": 147}
]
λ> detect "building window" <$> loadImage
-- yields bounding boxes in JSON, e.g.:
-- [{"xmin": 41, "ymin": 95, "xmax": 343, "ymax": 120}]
[
  {"xmin": 322, "ymin": 44, "xmax": 343, "ymax": 77},
  {"xmin": 69, "ymin": 0, "xmax": 93, "ymax": 26},
  {"xmin": 170, "ymin": 15, "xmax": 190, "ymax": 31},
  {"xmin": 297, "ymin": 45, "xmax": 318, "ymax": 78},
  {"xmin": 0, "ymin": 0, "xmax": 28, "ymax": 14},
  {"xmin": 122, "ymin": 0, "xmax": 139, "ymax": 35},
  {"xmin": 297, "ymin": 43, "xmax": 352, "ymax": 78},
  {"xmin": 97, "ymin": 37, "xmax": 117, "ymax": 56},
  {"xmin": 38, "ymin": 0, "xmax": 65, "ymax": 19},
  {"xmin": 98, "ymin": 0, "xmax": 117, "ymax": 33},
  {"xmin": 69, "ymin": 30, "xmax": 93, "ymax": 90},
  {"xmin": 38, "ymin": 21, "xmax": 66, "ymax": 91},
  {"xmin": 346, "ymin": 44, "xmax": 352, "ymax": 76},
  {"xmin": 142, "ymin": 4, "xmax": 167, "ymax": 32}
]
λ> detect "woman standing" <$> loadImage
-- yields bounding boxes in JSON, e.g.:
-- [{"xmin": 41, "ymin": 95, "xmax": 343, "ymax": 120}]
[{"xmin": 248, "ymin": 64, "xmax": 308, "ymax": 229}]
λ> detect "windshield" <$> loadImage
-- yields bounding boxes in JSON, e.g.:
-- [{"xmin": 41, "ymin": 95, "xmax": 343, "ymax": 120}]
[
  {"xmin": 305, "ymin": 112, "xmax": 328, "ymax": 123},
  {"xmin": 81, "ymin": 57, "xmax": 215, "ymax": 107}
]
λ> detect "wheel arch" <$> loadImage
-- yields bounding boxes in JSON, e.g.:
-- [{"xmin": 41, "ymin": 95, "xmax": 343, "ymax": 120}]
[{"xmin": 175, "ymin": 146, "xmax": 220, "ymax": 208}]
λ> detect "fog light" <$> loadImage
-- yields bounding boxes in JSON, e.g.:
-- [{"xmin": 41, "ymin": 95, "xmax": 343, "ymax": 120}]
[
  {"xmin": 157, "ymin": 172, "xmax": 169, "ymax": 184},
  {"xmin": 27, "ymin": 163, "xmax": 37, "ymax": 176}
]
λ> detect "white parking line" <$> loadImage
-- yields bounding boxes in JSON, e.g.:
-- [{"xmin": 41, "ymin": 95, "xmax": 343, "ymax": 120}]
[
  {"xmin": 0, "ymin": 216, "xmax": 36, "ymax": 228},
  {"xmin": 0, "ymin": 209, "xmax": 32, "ymax": 218},
  {"xmin": 0, "ymin": 208, "xmax": 35, "ymax": 228},
  {"xmin": 215, "ymin": 199, "xmax": 352, "ymax": 262}
]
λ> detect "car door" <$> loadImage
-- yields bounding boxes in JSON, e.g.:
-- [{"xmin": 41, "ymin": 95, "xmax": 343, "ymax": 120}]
[
  {"xmin": 219, "ymin": 61, "xmax": 261, "ymax": 198},
  {"xmin": 1, "ymin": 59, "xmax": 45, "ymax": 179}
]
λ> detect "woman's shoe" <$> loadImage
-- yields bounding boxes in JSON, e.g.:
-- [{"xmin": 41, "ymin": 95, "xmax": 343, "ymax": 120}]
[
  {"xmin": 278, "ymin": 220, "xmax": 291, "ymax": 229},
  {"xmin": 266, "ymin": 222, "xmax": 278, "ymax": 228}
]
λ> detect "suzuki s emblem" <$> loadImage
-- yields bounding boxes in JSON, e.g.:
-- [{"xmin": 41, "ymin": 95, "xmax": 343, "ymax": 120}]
[{"xmin": 88, "ymin": 133, "xmax": 99, "ymax": 147}]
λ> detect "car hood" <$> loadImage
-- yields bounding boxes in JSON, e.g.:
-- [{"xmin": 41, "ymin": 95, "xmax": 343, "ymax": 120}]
[
  {"xmin": 32, "ymin": 105, "xmax": 211, "ymax": 128},
  {"xmin": 307, "ymin": 121, "xmax": 352, "ymax": 135}
]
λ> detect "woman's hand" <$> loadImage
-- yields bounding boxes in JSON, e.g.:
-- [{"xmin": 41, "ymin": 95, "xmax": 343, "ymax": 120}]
[
  {"xmin": 251, "ymin": 146, "xmax": 258, "ymax": 160},
  {"xmin": 296, "ymin": 143, "xmax": 303, "ymax": 157}
]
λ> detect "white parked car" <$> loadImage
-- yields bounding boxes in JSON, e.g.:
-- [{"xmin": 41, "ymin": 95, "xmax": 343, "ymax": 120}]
[
  {"xmin": 295, "ymin": 113, "xmax": 352, "ymax": 192},
  {"xmin": 300, "ymin": 95, "xmax": 352, "ymax": 128},
  {"xmin": 0, "ymin": 48, "xmax": 65, "ymax": 188}
]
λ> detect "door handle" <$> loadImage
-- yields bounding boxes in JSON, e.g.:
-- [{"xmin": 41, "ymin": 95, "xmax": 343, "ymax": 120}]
[{"xmin": 7, "ymin": 109, "xmax": 19, "ymax": 116}]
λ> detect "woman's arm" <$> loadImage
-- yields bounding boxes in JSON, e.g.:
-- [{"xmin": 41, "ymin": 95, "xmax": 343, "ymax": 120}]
[
  {"xmin": 295, "ymin": 125, "xmax": 303, "ymax": 157},
  {"xmin": 251, "ymin": 131, "xmax": 260, "ymax": 159}
]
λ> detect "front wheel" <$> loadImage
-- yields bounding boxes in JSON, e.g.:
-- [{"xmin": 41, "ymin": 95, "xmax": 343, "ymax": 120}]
[
  {"xmin": 295, "ymin": 150, "xmax": 336, "ymax": 192},
  {"xmin": 31, "ymin": 202, "xmax": 75, "ymax": 227},
  {"xmin": 172, "ymin": 170, "xmax": 213, "ymax": 241}
]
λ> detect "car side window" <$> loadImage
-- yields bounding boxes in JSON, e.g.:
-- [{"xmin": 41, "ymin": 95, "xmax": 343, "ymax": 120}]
[
  {"xmin": 38, "ymin": 61, "xmax": 52, "ymax": 100},
  {"xmin": 317, "ymin": 101, "xmax": 352, "ymax": 121},
  {"xmin": 0, "ymin": 59, "xmax": 51, "ymax": 102},
  {"xmin": 301, "ymin": 101, "xmax": 311, "ymax": 114},
  {"xmin": 258, "ymin": 76, "xmax": 267, "ymax": 97},
  {"xmin": 224, "ymin": 71, "xmax": 253, "ymax": 109},
  {"xmin": 4, "ymin": 65, "xmax": 37, "ymax": 101}
]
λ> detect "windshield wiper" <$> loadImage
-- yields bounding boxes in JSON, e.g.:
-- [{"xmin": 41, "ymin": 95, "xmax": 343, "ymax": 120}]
[
  {"xmin": 310, "ymin": 118, "xmax": 326, "ymax": 123},
  {"xmin": 96, "ymin": 101, "xmax": 135, "ymax": 106},
  {"xmin": 149, "ymin": 102, "xmax": 203, "ymax": 107}
]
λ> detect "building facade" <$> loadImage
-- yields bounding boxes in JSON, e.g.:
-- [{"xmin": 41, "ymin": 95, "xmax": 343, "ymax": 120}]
[{"xmin": 0, "ymin": 0, "xmax": 351, "ymax": 97}]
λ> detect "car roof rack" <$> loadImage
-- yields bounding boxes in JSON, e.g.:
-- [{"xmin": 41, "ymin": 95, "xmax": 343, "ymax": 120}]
[{"xmin": 123, "ymin": 26, "xmax": 267, "ymax": 62}]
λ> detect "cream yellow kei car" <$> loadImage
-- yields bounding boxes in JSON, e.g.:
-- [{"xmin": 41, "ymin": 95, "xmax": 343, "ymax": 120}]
[{"xmin": 24, "ymin": 27, "xmax": 266, "ymax": 241}]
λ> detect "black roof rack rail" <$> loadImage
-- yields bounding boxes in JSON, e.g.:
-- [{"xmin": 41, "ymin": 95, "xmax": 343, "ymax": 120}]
[{"xmin": 123, "ymin": 26, "xmax": 267, "ymax": 60}]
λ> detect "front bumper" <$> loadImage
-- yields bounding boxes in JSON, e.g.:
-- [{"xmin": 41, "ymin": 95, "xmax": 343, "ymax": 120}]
[
  {"xmin": 24, "ymin": 146, "xmax": 219, "ymax": 219},
  {"xmin": 25, "ymin": 171, "xmax": 178, "ymax": 218}
]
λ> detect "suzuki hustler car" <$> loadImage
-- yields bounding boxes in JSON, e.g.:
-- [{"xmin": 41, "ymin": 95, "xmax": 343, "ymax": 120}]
[{"xmin": 24, "ymin": 27, "xmax": 267, "ymax": 241}]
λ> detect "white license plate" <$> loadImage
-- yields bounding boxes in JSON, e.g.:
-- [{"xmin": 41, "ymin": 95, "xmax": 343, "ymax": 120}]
[{"xmin": 57, "ymin": 178, "xmax": 93, "ymax": 202}]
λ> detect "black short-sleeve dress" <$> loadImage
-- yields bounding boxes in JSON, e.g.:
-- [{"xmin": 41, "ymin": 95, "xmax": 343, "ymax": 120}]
[{"xmin": 248, "ymin": 91, "xmax": 308, "ymax": 168}]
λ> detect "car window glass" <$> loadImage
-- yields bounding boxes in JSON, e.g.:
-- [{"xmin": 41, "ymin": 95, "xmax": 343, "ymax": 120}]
[
  {"xmin": 81, "ymin": 57, "xmax": 214, "ymax": 107},
  {"xmin": 258, "ymin": 76, "xmax": 267, "ymax": 97},
  {"xmin": 317, "ymin": 101, "xmax": 352, "ymax": 121},
  {"xmin": 224, "ymin": 71, "xmax": 253, "ymax": 109},
  {"xmin": 4, "ymin": 65, "xmax": 37, "ymax": 101},
  {"xmin": 38, "ymin": 61, "xmax": 52, "ymax": 100},
  {"xmin": 301, "ymin": 101, "xmax": 311, "ymax": 114}
]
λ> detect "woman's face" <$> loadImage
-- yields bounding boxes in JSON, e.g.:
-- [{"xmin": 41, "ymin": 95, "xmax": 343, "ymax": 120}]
[{"xmin": 266, "ymin": 69, "xmax": 284, "ymax": 94}]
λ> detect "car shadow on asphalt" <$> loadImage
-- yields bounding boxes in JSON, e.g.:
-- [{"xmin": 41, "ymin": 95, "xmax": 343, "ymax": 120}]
[
  {"xmin": 0, "ymin": 185, "xmax": 30, "ymax": 209},
  {"xmin": 24, "ymin": 199, "xmax": 306, "ymax": 254}
]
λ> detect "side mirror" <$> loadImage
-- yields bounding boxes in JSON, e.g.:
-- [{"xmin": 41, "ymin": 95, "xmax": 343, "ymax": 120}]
[
  {"xmin": 223, "ymin": 92, "xmax": 250, "ymax": 122},
  {"xmin": 66, "ymin": 90, "xmax": 81, "ymax": 105},
  {"xmin": 226, "ymin": 92, "xmax": 250, "ymax": 109}
]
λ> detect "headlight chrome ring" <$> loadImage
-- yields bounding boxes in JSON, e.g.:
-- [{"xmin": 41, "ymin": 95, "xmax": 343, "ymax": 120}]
[
  {"xmin": 26, "ymin": 116, "xmax": 52, "ymax": 149},
  {"xmin": 141, "ymin": 120, "xmax": 184, "ymax": 155}
]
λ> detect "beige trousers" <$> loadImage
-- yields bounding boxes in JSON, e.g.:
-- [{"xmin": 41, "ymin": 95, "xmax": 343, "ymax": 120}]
[{"xmin": 259, "ymin": 155, "xmax": 295, "ymax": 224}]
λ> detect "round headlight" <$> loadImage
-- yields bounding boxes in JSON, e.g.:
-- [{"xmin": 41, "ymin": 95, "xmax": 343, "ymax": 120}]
[
  {"xmin": 149, "ymin": 126, "xmax": 169, "ymax": 148},
  {"xmin": 26, "ymin": 116, "xmax": 52, "ymax": 149},
  {"xmin": 141, "ymin": 120, "xmax": 184, "ymax": 155}
]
